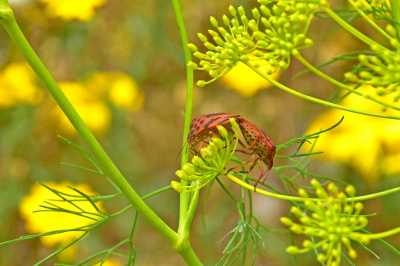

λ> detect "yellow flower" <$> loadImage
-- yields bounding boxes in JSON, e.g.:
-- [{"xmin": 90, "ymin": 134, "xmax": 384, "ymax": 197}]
[
  {"xmin": 306, "ymin": 85, "xmax": 400, "ymax": 182},
  {"xmin": 85, "ymin": 72, "xmax": 144, "ymax": 111},
  {"xmin": 53, "ymin": 82, "xmax": 111, "ymax": 135},
  {"xmin": 19, "ymin": 181, "xmax": 104, "ymax": 247},
  {"xmin": 221, "ymin": 61, "xmax": 280, "ymax": 97},
  {"xmin": 40, "ymin": 0, "xmax": 107, "ymax": 21},
  {"xmin": 108, "ymin": 75, "xmax": 144, "ymax": 111},
  {"xmin": 0, "ymin": 62, "xmax": 43, "ymax": 109}
]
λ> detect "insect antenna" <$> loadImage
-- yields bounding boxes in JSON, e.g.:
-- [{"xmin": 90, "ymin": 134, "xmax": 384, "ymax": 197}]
[
  {"xmin": 254, "ymin": 168, "xmax": 271, "ymax": 189},
  {"xmin": 175, "ymin": 141, "xmax": 189, "ymax": 161}
]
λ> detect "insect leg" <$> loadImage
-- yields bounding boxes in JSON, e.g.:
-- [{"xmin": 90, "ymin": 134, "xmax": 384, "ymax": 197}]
[{"xmin": 227, "ymin": 154, "xmax": 256, "ymax": 173}]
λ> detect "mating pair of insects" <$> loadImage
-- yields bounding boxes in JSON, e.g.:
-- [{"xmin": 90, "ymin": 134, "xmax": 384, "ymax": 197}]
[{"xmin": 186, "ymin": 113, "xmax": 276, "ymax": 188}]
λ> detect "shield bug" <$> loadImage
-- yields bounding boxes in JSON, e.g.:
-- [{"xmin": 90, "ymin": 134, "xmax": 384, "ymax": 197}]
[{"xmin": 187, "ymin": 113, "xmax": 240, "ymax": 149}]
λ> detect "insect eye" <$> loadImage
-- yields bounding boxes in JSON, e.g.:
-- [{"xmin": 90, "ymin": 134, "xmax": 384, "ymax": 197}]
[{"xmin": 188, "ymin": 130, "xmax": 195, "ymax": 137}]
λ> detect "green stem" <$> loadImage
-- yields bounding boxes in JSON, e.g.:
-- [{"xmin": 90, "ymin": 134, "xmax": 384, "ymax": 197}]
[
  {"xmin": 243, "ymin": 60, "xmax": 400, "ymax": 120},
  {"xmin": 323, "ymin": 6, "xmax": 394, "ymax": 55},
  {"xmin": 171, "ymin": 0, "xmax": 196, "ymax": 236},
  {"xmin": 0, "ymin": 2, "xmax": 178, "ymax": 246},
  {"xmin": 348, "ymin": 0, "xmax": 392, "ymax": 40},
  {"xmin": 390, "ymin": 0, "xmax": 400, "ymax": 39},
  {"xmin": 223, "ymin": 170, "xmax": 400, "ymax": 202},
  {"xmin": 294, "ymin": 52, "xmax": 400, "ymax": 112},
  {"xmin": 360, "ymin": 226, "xmax": 400, "ymax": 240},
  {"xmin": 171, "ymin": 0, "xmax": 202, "ymax": 264}
]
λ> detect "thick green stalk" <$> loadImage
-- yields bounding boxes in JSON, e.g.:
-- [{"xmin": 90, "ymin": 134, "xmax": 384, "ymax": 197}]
[
  {"xmin": 171, "ymin": 0, "xmax": 202, "ymax": 264},
  {"xmin": 243, "ymin": 60, "xmax": 400, "ymax": 120},
  {"xmin": 171, "ymin": 0, "xmax": 195, "ymax": 236},
  {"xmin": 0, "ymin": 2, "xmax": 178, "ymax": 246}
]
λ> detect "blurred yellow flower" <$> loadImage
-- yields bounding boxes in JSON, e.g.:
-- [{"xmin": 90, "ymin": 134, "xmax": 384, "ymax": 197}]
[
  {"xmin": 51, "ymin": 72, "xmax": 143, "ymax": 135},
  {"xmin": 40, "ymin": 0, "xmax": 107, "ymax": 21},
  {"xmin": 0, "ymin": 62, "xmax": 43, "ymax": 109},
  {"xmin": 86, "ymin": 72, "xmax": 144, "ymax": 111},
  {"xmin": 53, "ymin": 82, "xmax": 111, "ymax": 135},
  {"xmin": 19, "ymin": 181, "xmax": 104, "ymax": 247},
  {"xmin": 221, "ymin": 61, "xmax": 280, "ymax": 97},
  {"xmin": 306, "ymin": 85, "xmax": 400, "ymax": 182}
]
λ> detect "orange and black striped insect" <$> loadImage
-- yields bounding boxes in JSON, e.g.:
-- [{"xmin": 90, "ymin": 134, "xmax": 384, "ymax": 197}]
[
  {"xmin": 187, "ymin": 113, "xmax": 240, "ymax": 149},
  {"xmin": 186, "ymin": 113, "xmax": 276, "ymax": 189}
]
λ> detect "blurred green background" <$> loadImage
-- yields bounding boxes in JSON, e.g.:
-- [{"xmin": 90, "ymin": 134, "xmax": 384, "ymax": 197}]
[{"xmin": 1, "ymin": 0, "xmax": 400, "ymax": 265}]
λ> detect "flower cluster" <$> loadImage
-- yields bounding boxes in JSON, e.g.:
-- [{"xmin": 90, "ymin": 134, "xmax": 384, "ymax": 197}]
[
  {"xmin": 281, "ymin": 180, "xmax": 382, "ymax": 265},
  {"xmin": 345, "ymin": 25, "xmax": 400, "ymax": 103},
  {"xmin": 352, "ymin": 0, "xmax": 392, "ymax": 21},
  {"xmin": 188, "ymin": 0, "xmax": 317, "ymax": 87},
  {"xmin": 175, "ymin": 118, "xmax": 239, "ymax": 191}
]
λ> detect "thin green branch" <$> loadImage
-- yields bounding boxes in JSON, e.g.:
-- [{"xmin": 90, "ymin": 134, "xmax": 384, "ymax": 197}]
[
  {"xmin": 294, "ymin": 52, "xmax": 400, "ymax": 112},
  {"xmin": 243, "ymin": 61, "xmax": 400, "ymax": 120}
]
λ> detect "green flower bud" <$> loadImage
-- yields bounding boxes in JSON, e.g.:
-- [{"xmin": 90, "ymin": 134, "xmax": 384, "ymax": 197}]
[
  {"xmin": 187, "ymin": 61, "xmax": 198, "ymax": 70},
  {"xmin": 197, "ymin": 80, "xmax": 206, "ymax": 87},
  {"xmin": 302, "ymin": 240, "xmax": 314, "ymax": 248},
  {"xmin": 280, "ymin": 217, "xmax": 293, "ymax": 226},
  {"xmin": 198, "ymin": 33, "xmax": 207, "ymax": 42},
  {"xmin": 386, "ymin": 24, "xmax": 398, "ymax": 38},
  {"xmin": 304, "ymin": 38, "xmax": 313, "ymax": 47},
  {"xmin": 260, "ymin": 5, "xmax": 271, "ymax": 16},
  {"xmin": 229, "ymin": 5, "xmax": 237, "ymax": 16},
  {"xmin": 187, "ymin": 43, "xmax": 198, "ymax": 52},
  {"xmin": 201, "ymin": 147, "xmax": 213, "ymax": 158},
  {"xmin": 286, "ymin": 246, "xmax": 299, "ymax": 254},
  {"xmin": 240, "ymin": 15, "xmax": 249, "ymax": 26},
  {"xmin": 222, "ymin": 15, "xmax": 230, "ymax": 26},
  {"xmin": 209, "ymin": 70, "xmax": 218, "ymax": 78},
  {"xmin": 217, "ymin": 125, "xmax": 229, "ymax": 139},
  {"xmin": 238, "ymin": 6, "xmax": 245, "ymax": 16},
  {"xmin": 208, "ymin": 30, "xmax": 219, "ymax": 37},
  {"xmin": 194, "ymin": 52, "xmax": 205, "ymax": 59},
  {"xmin": 345, "ymin": 185, "xmax": 356, "ymax": 197},
  {"xmin": 204, "ymin": 42, "xmax": 216, "ymax": 50},
  {"xmin": 254, "ymin": 31, "xmax": 266, "ymax": 41},
  {"xmin": 213, "ymin": 37, "xmax": 225, "ymax": 47},
  {"xmin": 261, "ymin": 17, "xmax": 271, "ymax": 28},
  {"xmin": 212, "ymin": 137, "xmax": 224, "ymax": 148},
  {"xmin": 317, "ymin": 253, "xmax": 326, "ymax": 262},
  {"xmin": 175, "ymin": 170, "xmax": 190, "ymax": 181},
  {"xmin": 291, "ymin": 206, "xmax": 303, "ymax": 216},
  {"xmin": 348, "ymin": 249, "xmax": 357, "ymax": 259},
  {"xmin": 310, "ymin": 179, "xmax": 321, "ymax": 188},
  {"xmin": 183, "ymin": 163, "xmax": 196, "ymax": 175},
  {"xmin": 252, "ymin": 8, "xmax": 260, "ymax": 20},
  {"xmin": 354, "ymin": 202, "xmax": 364, "ymax": 213},
  {"xmin": 239, "ymin": 55, "xmax": 249, "ymax": 61},
  {"xmin": 300, "ymin": 216, "xmax": 312, "ymax": 225},
  {"xmin": 210, "ymin": 16, "xmax": 218, "ymax": 27},
  {"xmin": 192, "ymin": 156, "xmax": 206, "ymax": 167},
  {"xmin": 370, "ymin": 56, "xmax": 382, "ymax": 65},
  {"xmin": 272, "ymin": 5, "xmax": 283, "ymax": 16},
  {"xmin": 278, "ymin": 60, "xmax": 287, "ymax": 68},
  {"xmin": 171, "ymin": 181, "xmax": 183, "ymax": 193}
]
